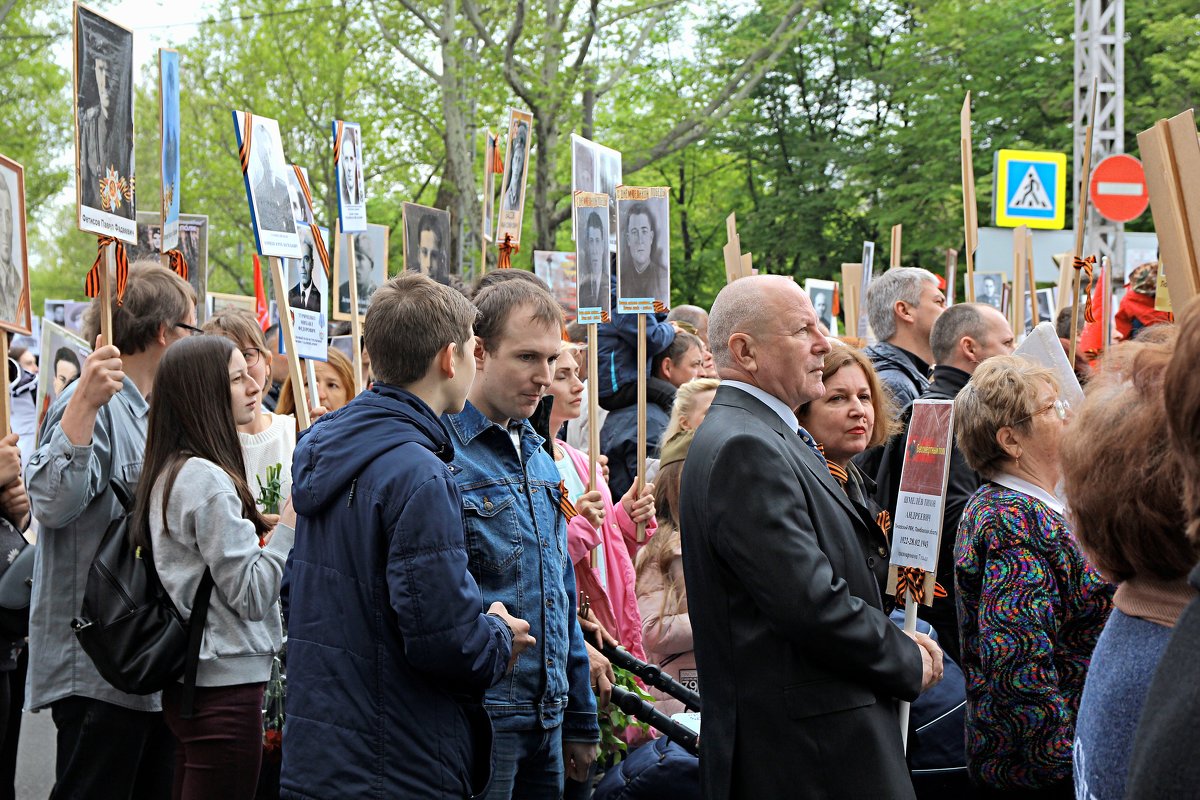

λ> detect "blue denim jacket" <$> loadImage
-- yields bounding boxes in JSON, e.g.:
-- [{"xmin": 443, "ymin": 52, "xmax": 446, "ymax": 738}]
[{"xmin": 444, "ymin": 402, "xmax": 600, "ymax": 740}]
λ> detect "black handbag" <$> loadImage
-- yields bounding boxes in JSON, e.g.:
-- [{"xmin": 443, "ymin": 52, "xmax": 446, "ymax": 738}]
[
  {"xmin": 71, "ymin": 480, "xmax": 214, "ymax": 717},
  {"xmin": 0, "ymin": 518, "xmax": 33, "ymax": 641}
]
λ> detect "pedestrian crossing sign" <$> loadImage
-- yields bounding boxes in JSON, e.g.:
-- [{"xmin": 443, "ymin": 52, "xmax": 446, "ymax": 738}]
[{"xmin": 993, "ymin": 149, "xmax": 1067, "ymax": 230}]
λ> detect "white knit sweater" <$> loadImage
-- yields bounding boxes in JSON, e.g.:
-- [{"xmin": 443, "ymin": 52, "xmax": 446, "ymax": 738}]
[{"xmin": 239, "ymin": 412, "xmax": 296, "ymax": 512}]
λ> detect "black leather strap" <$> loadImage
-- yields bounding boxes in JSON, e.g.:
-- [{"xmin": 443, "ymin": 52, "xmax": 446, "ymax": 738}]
[{"xmin": 179, "ymin": 569, "xmax": 215, "ymax": 720}]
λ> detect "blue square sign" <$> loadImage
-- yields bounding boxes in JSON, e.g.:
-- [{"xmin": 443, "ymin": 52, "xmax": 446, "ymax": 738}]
[{"xmin": 993, "ymin": 149, "xmax": 1067, "ymax": 230}]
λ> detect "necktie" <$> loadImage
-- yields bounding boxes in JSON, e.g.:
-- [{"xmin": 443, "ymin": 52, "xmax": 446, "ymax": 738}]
[{"xmin": 796, "ymin": 426, "xmax": 827, "ymax": 465}]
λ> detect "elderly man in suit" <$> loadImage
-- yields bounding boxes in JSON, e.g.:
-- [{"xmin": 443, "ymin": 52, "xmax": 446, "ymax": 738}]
[{"xmin": 680, "ymin": 274, "xmax": 943, "ymax": 800}]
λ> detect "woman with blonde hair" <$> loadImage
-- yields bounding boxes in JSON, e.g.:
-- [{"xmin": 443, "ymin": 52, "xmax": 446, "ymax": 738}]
[
  {"xmin": 645, "ymin": 378, "xmax": 717, "ymax": 483},
  {"xmin": 275, "ymin": 346, "xmax": 357, "ymax": 420}
]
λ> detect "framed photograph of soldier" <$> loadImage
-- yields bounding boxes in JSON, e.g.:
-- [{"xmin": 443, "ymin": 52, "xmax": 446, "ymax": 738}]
[
  {"xmin": 570, "ymin": 134, "xmax": 597, "ymax": 241},
  {"xmin": 616, "ymin": 186, "xmax": 670, "ymax": 314},
  {"xmin": 287, "ymin": 165, "xmax": 314, "ymax": 228},
  {"xmin": 232, "ymin": 110, "xmax": 303, "ymax": 259},
  {"xmin": 333, "ymin": 222, "xmax": 389, "ymax": 321},
  {"xmin": 159, "ymin": 48, "xmax": 181, "ymax": 252},
  {"xmin": 130, "ymin": 211, "xmax": 210, "ymax": 323},
  {"xmin": 282, "ymin": 225, "xmax": 330, "ymax": 362},
  {"xmin": 402, "ymin": 203, "xmax": 452, "ymax": 285},
  {"xmin": 333, "ymin": 120, "xmax": 366, "ymax": 233},
  {"xmin": 804, "ymin": 278, "xmax": 839, "ymax": 337},
  {"xmin": 482, "ymin": 130, "xmax": 497, "ymax": 244},
  {"xmin": 1023, "ymin": 288, "xmax": 1056, "ymax": 333},
  {"xmin": 574, "ymin": 192, "xmax": 611, "ymax": 324},
  {"xmin": 496, "ymin": 108, "xmax": 533, "ymax": 244},
  {"xmin": 973, "ymin": 272, "xmax": 1004, "ymax": 311},
  {"xmin": 597, "ymin": 143, "xmax": 622, "ymax": 252},
  {"xmin": 534, "ymin": 251, "xmax": 578, "ymax": 323},
  {"xmin": 73, "ymin": 3, "xmax": 137, "ymax": 244},
  {"xmin": 0, "ymin": 154, "xmax": 32, "ymax": 335},
  {"xmin": 36, "ymin": 321, "xmax": 90, "ymax": 436}
]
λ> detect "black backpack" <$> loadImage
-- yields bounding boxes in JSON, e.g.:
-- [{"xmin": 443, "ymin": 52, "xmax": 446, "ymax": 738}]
[{"xmin": 71, "ymin": 479, "xmax": 214, "ymax": 717}]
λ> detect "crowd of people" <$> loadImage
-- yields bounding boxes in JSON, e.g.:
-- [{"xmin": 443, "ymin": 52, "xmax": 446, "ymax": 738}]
[{"xmin": 1, "ymin": 252, "xmax": 1198, "ymax": 800}]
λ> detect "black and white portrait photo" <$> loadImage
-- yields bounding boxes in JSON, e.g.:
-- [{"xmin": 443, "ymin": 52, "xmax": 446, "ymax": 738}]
[
  {"xmin": 130, "ymin": 211, "xmax": 210, "ymax": 323},
  {"xmin": 0, "ymin": 155, "xmax": 30, "ymax": 332},
  {"xmin": 335, "ymin": 120, "xmax": 366, "ymax": 232},
  {"xmin": 573, "ymin": 135, "xmax": 596, "ymax": 196},
  {"xmin": 483, "ymin": 130, "xmax": 497, "ymax": 242},
  {"xmin": 598, "ymin": 144, "xmax": 622, "ymax": 252},
  {"xmin": 496, "ymin": 108, "xmax": 533, "ymax": 244},
  {"xmin": 334, "ymin": 223, "xmax": 389, "ymax": 320},
  {"xmin": 233, "ymin": 111, "xmax": 303, "ymax": 259},
  {"xmin": 74, "ymin": 4, "xmax": 136, "ymax": 243},
  {"xmin": 287, "ymin": 165, "xmax": 313, "ymax": 227},
  {"xmin": 804, "ymin": 278, "xmax": 839, "ymax": 336},
  {"xmin": 287, "ymin": 226, "xmax": 327, "ymax": 316},
  {"xmin": 974, "ymin": 272, "xmax": 1004, "ymax": 310},
  {"xmin": 574, "ymin": 197, "xmax": 610, "ymax": 318},
  {"xmin": 1024, "ymin": 288, "xmax": 1056, "ymax": 333},
  {"xmin": 402, "ymin": 203, "xmax": 452, "ymax": 286},
  {"xmin": 616, "ymin": 187, "xmax": 670, "ymax": 311}
]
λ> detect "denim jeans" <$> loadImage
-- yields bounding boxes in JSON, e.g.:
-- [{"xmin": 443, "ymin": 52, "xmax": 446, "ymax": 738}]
[
  {"xmin": 480, "ymin": 727, "xmax": 564, "ymax": 800},
  {"xmin": 50, "ymin": 696, "xmax": 174, "ymax": 799}
]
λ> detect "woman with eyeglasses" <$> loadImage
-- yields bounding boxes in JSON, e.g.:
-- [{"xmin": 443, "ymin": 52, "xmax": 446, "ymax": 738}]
[
  {"xmin": 203, "ymin": 309, "xmax": 296, "ymax": 518},
  {"xmin": 951, "ymin": 355, "xmax": 1113, "ymax": 798}
]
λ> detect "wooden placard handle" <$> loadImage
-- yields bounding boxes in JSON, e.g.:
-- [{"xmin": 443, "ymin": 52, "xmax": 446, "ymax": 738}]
[
  {"xmin": 0, "ymin": 335, "xmax": 11, "ymax": 438},
  {"xmin": 99, "ymin": 242, "xmax": 115, "ymax": 347},
  {"xmin": 587, "ymin": 323, "xmax": 601, "ymax": 568},
  {"xmin": 635, "ymin": 314, "xmax": 647, "ymax": 543},
  {"xmin": 268, "ymin": 256, "xmax": 312, "ymax": 430},
  {"xmin": 345, "ymin": 230, "xmax": 366, "ymax": 395}
]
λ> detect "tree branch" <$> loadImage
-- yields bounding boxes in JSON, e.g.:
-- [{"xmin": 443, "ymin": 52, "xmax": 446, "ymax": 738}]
[
  {"xmin": 596, "ymin": 4, "xmax": 673, "ymax": 95},
  {"xmin": 367, "ymin": 0, "xmax": 441, "ymax": 80}
]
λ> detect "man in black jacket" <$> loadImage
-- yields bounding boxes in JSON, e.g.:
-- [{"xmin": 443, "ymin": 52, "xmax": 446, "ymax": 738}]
[
  {"xmin": 863, "ymin": 303, "xmax": 1014, "ymax": 663},
  {"xmin": 680, "ymin": 275, "xmax": 942, "ymax": 800}
]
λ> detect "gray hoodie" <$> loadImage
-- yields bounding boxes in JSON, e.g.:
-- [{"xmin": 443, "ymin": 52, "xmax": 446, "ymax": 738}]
[{"xmin": 150, "ymin": 458, "xmax": 294, "ymax": 687}]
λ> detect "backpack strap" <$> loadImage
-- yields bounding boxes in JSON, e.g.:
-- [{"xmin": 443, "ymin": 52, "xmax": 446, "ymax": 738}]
[{"xmin": 178, "ymin": 568, "xmax": 215, "ymax": 720}]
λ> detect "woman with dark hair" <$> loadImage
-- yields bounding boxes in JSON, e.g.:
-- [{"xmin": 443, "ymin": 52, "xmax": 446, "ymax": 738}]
[
  {"xmin": 132, "ymin": 335, "xmax": 295, "ymax": 799},
  {"xmin": 1061, "ymin": 329, "xmax": 1194, "ymax": 800}
]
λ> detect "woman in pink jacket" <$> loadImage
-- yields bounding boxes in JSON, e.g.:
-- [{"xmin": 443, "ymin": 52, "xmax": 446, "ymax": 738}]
[{"xmin": 548, "ymin": 343, "xmax": 656, "ymax": 660}]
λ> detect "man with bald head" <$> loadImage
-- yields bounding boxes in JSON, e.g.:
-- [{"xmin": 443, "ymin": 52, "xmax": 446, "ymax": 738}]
[{"xmin": 680, "ymin": 275, "xmax": 942, "ymax": 800}]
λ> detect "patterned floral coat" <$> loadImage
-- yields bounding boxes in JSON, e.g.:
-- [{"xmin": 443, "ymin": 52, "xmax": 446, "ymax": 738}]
[{"xmin": 955, "ymin": 481, "xmax": 1113, "ymax": 791}]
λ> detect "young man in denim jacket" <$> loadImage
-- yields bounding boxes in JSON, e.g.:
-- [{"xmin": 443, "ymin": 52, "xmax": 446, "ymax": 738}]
[{"xmin": 445, "ymin": 279, "xmax": 600, "ymax": 799}]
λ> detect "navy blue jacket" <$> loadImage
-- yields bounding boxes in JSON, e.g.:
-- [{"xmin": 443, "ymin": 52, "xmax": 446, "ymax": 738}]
[
  {"xmin": 596, "ymin": 262, "xmax": 675, "ymax": 398},
  {"xmin": 280, "ymin": 385, "xmax": 513, "ymax": 799}
]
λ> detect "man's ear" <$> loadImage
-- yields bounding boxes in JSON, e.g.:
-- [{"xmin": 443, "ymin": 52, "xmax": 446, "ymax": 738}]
[
  {"xmin": 894, "ymin": 300, "xmax": 915, "ymax": 325},
  {"xmin": 727, "ymin": 333, "xmax": 756, "ymax": 373},
  {"xmin": 440, "ymin": 342, "xmax": 458, "ymax": 378},
  {"xmin": 961, "ymin": 336, "xmax": 978, "ymax": 364},
  {"xmin": 156, "ymin": 322, "xmax": 170, "ymax": 347},
  {"xmin": 474, "ymin": 336, "xmax": 487, "ymax": 370}
]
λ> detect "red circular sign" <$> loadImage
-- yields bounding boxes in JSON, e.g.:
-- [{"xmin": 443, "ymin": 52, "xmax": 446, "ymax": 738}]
[{"xmin": 1089, "ymin": 154, "xmax": 1149, "ymax": 223}]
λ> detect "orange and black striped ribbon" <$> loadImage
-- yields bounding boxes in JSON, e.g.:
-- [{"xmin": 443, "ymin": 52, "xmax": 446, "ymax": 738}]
[
  {"xmin": 1074, "ymin": 255, "xmax": 1098, "ymax": 323},
  {"xmin": 558, "ymin": 481, "xmax": 579, "ymax": 520},
  {"xmin": 492, "ymin": 140, "xmax": 505, "ymax": 173},
  {"xmin": 895, "ymin": 565, "xmax": 928, "ymax": 607},
  {"xmin": 652, "ymin": 300, "xmax": 668, "ymax": 313},
  {"xmin": 600, "ymin": 311, "xmax": 611, "ymax": 323},
  {"xmin": 333, "ymin": 121, "xmax": 344, "ymax": 165},
  {"xmin": 238, "ymin": 113, "xmax": 254, "ymax": 174},
  {"xmin": 85, "ymin": 236, "xmax": 129, "ymax": 306},
  {"xmin": 165, "ymin": 249, "xmax": 188, "ymax": 282},
  {"xmin": 875, "ymin": 509, "xmax": 891, "ymax": 536},
  {"xmin": 291, "ymin": 165, "xmax": 332, "ymax": 279},
  {"xmin": 498, "ymin": 234, "xmax": 518, "ymax": 270}
]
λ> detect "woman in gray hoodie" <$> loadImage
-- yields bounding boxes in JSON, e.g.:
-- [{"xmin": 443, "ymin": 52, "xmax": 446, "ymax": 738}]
[{"xmin": 132, "ymin": 335, "xmax": 295, "ymax": 799}]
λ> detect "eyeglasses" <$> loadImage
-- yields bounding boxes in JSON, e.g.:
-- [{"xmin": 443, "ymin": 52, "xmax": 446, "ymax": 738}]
[
  {"xmin": 1015, "ymin": 398, "xmax": 1071, "ymax": 426},
  {"xmin": 175, "ymin": 322, "xmax": 205, "ymax": 337},
  {"xmin": 241, "ymin": 347, "xmax": 263, "ymax": 368}
]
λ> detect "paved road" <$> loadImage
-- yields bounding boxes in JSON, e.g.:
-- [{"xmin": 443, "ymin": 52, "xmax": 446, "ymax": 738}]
[{"xmin": 15, "ymin": 709, "xmax": 54, "ymax": 798}]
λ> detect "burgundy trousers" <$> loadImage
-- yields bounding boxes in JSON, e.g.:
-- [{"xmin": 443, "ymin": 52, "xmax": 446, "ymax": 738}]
[{"xmin": 162, "ymin": 682, "xmax": 265, "ymax": 800}]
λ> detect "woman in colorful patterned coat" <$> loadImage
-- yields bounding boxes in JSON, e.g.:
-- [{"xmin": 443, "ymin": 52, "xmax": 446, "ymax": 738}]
[{"xmin": 952, "ymin": 356, "xmax": 1113, "ymax": 797}]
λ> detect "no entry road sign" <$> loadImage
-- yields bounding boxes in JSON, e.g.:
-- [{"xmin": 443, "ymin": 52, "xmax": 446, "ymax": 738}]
[{"xmin": 1089, "ymin": 154, "xmax": 1149, "ymax": 223}]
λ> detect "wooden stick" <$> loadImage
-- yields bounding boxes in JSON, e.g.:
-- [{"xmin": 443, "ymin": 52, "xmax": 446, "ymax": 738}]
[
  {"xmin": 1025, "ymin": 234, "xmax": 1037, "ymax": 327},
  {"xmin": 635, "ymin": 313, "xmax": 647, "ymax": 543},
  {"xmin": 587, "ymin": 323, "xmax": 600, "ymax": 569},
  {"xmin": 898, "ymin": 588, "xmax": 919, "ymax": 752},
  {"xmin": 961, "ymin": 94, "xmax": 978, "ymax": 302},
  {"xmin": 99, "ymin": 241, "xmax": 115, "ymax": 347},
  {"xmin": 890, "ymin": 224, "xmax": 902, "ymax": 269},
  {"xmin": 1101, "ymin": 256, "xmax": 1113, "ymax": 352},
  {"xmin": 0, "ymin": 335, "xmax": 11, "ymax": 438},
  {"xmin": 944, "ymin": 249, "xmax": 958, "ymax": 306},
  {"xmin": 1012, "ymin": 227, "xmax": 1027, "ymax": 337},
  {"xmin": 305, "ymin": 359, "xmax": 320, "ymax": 410},
  {"xmin": 1070, "ymin": 77, "xmax": 1099, "ymax": 367},
  {"xmin": 268, "ymin": 256, "xmax": 312, "ymax": 430},
  {"xmin": 345, "ymin": 230, "xmax": 366, "ymax": 395}
]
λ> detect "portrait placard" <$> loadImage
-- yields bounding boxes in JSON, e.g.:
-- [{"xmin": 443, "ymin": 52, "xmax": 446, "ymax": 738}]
[
  {"xmin": 287, "ymin": 165, "xmax": 314, "ymax": 227},
  {"xmin": 231, "ymin": 111, "xmax": 303, "ymax": 259},
  {"xmin": 496, "ymin": 108, "xmax": 533, "ymax": 245},
  {"xmin": 574, "ymin": 192, "xmax": 611, "ymax": 324},
  {"xmin": 570, "ymin": 134, "xmax": 598, "ymax": 241},
  {"xmin": 333, "ymin": 222, "xmax": 389, "ymax": 321},
  {"xmin": 1023, "ymin": 287, "xmax": 1055, "ymax": 334},
  {"xmin": 596, "ymin": 143, "xmax": 623, "ymax": 252},
  {"xmin": 483, "ymin": 130, "xmax": 497, "ymax": 243},
  {"xmin": 402, "ymin": 202, "xmax": 452, "ymax": 285},
  {"xmin": 616, "ymin": 186, "xmax": 670, "ymax": 314},
  {"xmin": 857, "ymin": 241, "xmax": 875, "ymax": 342},
  {"xmin": 804, "ymin": 278, "xmax": 839, "ymax": 337},
  {"xmin": 208, "ymin": 292, "xmax": 255, "ymax": 317},
  {"xmin": 73, "ymin": 3, "xmax": 136, "ymax": 244},
  {"xmin": 159, "ymin": 48, "xmax": 180, "ymax": 252},
  {"xmin": 534, "ymin": 251, "xmax": 578, "ymax": 323},
  {"xmin": 129, "ymin": 210, "xmax": 209, "ymax": 322},
  {"xmin": 0, "ymin": 154, "xmax": 32, "ymax": 335},
  {"xmin": 333, "ymin": 120, "xmax": 366, "ymax": 233},
  {"xmin": 36, "ymin": 321, "xmax": 91, "ymax": 437},
  {"xmin": 282, "ymin": 225, "xmax": 329, "ymax": 362},
  {"xmin": 973, "ymin": 272, "xmax": 1004, "ymax": 311}
]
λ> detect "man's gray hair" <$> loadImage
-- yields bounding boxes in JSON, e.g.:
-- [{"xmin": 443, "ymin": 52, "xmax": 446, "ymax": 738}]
[
  {"xmin": 667, "ymin": 304, "xmax": 708, "ymax": 329},
  {"xmin": 930, "ymin": 303, "xmax": 989, "ymax": 364},
  {"xmin": 867, "ymin": 267, "xmax": 940, "ymax": 342},
  {"xmin": 709, "ymin": 286, "xmax": 763, "ymax": 370}
]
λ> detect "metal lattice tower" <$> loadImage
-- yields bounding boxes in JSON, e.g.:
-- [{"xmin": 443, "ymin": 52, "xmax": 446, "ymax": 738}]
[{"xmin": 1074, "ymin": 0, "xmax": 1125, "ymax": 277}]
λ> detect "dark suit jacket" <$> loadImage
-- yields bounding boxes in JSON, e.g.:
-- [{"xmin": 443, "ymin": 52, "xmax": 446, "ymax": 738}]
[
  {"xmin": 289, "ymin": 283, "xmax": 322, "ymax": 312},
  {"xmin": 680, "ymin": 386, "xmax": 923, "ymax": 800}
]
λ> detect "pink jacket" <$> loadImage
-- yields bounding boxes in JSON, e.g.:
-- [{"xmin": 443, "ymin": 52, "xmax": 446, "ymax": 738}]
[{"xmin": 558, "ymin": 440, "xmax": 654, "ymax": 662}]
